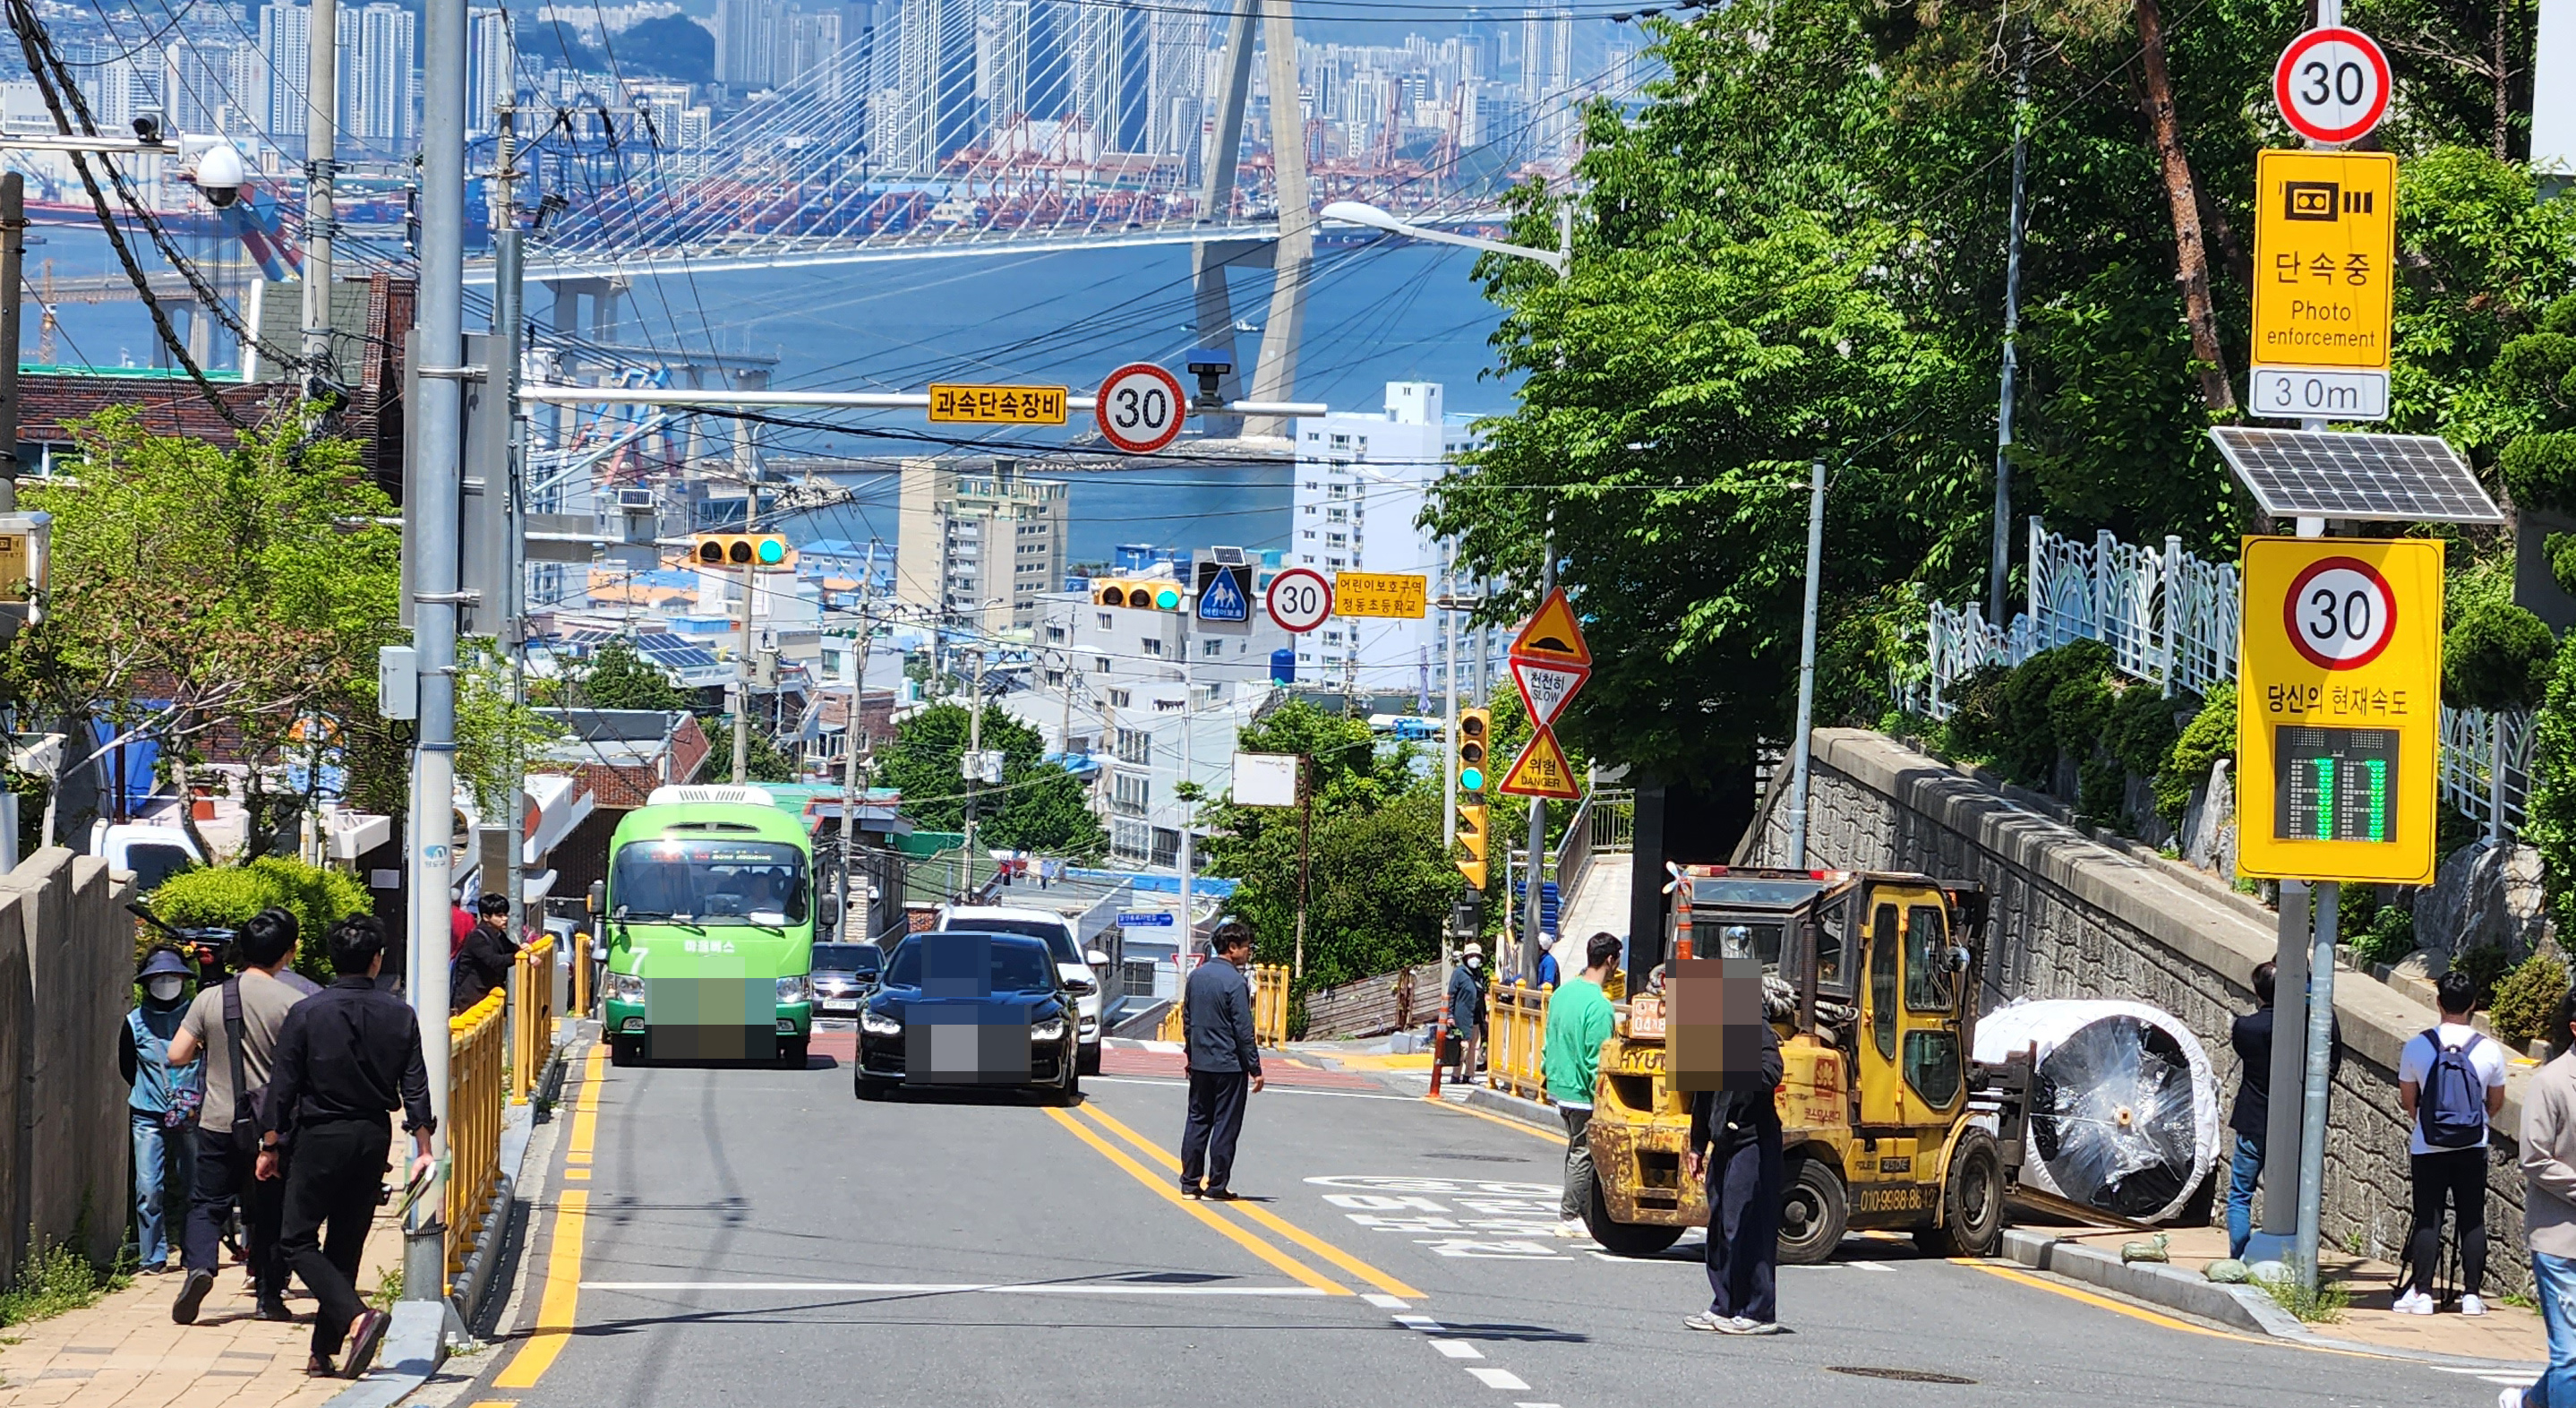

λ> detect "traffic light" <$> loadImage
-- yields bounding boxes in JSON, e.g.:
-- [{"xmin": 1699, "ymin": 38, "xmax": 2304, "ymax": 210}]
[
  {"xmin": 1456, "ymin": 708, "xmax": 1490, "ymax": 794},
  {"xmin": 1094, "ymin": 579, "xmax": 1183, "ymax": 610},
  {"xmin": 695, "ymin": 533, "xmax": 791, "ymax": 570},
  {"xmin": 1456, "ymin": 803, "xmax": 1489, "ymax": 889}
]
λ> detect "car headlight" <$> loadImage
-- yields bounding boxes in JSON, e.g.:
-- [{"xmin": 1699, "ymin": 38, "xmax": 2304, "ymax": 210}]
[
  {"xmin": 860, "ymin": 1007, "xmax": 902, "ymax": 1036},
  {"xmin": 603, "ymin": 971, "xmax": 645, "ymax": 1004},
  {"xmin": 776, "ymin": 974, "xmax": 815, "ymax": 1004},
  {"xmin": 1031, "ymin": 1017, "xmax": 1067, "ymax": 1042}
]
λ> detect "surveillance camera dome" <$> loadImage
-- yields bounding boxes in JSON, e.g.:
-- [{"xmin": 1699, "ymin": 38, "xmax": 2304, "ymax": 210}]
[{"xmin": 194, "ymin": 143, "xmax": 246, "ymax": 209}]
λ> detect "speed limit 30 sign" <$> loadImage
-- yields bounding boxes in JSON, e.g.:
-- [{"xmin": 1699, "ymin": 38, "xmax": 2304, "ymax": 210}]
[
  {"xmin": 1096, "ymin": 362, "xmax": 1186, "ymax": 454},
  {"xmin": 1265, "ymin": 566, "xmax": 1332, "ymax": 633},
  {"xmin": 2273, "ymin": 26, "xmax": 2391, "ymax": 145},
  {"xmin": 2238, "ymin": 536, "xmax": 2441, "ymax": 885}
]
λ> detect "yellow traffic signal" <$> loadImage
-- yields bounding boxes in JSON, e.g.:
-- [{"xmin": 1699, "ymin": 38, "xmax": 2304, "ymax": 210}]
[
  {"xmin": 695, "ymin": 533, "xmax": 791, "ymax": 570},
  {"xmin": 1094, "ymin": 579, "xmax": 1182, "ymax": 610},
  {"xmin": 1456, "ymin": 708, "xmax": 1491, "ymax": 794},
  {"xmin": 1456, "ymin": 803, "xmax": 1488, "ymax": 889}
]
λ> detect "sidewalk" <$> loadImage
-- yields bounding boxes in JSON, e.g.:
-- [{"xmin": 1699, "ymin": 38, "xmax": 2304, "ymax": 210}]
[{"xmin": 0, "ymin": 1212, "xmax": 405, "ymax": 1408}]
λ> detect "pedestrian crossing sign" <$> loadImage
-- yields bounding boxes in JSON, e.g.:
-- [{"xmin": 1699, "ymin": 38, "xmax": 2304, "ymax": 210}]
[{"xmin": 1194, "ymin": 562, "xmax": 1251, "ymax": 622}]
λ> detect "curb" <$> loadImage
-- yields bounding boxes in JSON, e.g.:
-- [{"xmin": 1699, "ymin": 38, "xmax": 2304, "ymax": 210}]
[
  {"xmin": 1456, "ymin": 1082, "xmax": 1565, "ymax": 1134},
  {"xmin": 1997, "ymin": 1229, "xmax": 2544, "ymax": 1370}
]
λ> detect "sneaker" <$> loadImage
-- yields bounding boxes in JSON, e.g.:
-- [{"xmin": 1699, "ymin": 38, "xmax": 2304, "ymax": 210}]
[
  {"xmin": 171, "ymin": 1268, "xmax": 214, "ymax": 1325},
  {"xmin": 338, "ymin": 1309, "xmax": 390, "ymax": 1379},
  {"xmin": 1734, "ymin": 1318, "xmax": 1786, "ymax": 1335},
  {"xmin": 256, "ymin": 1300, "xmax": 295, "ymax": 1323},
  {"xmin": 1681, "ymin": 1310, "xmax": 1732, "ymax": 1332},
  {"xmin": 2503, "ymin": 1386, "xmax": 2531, "ymax": 1408},
  {"xmin": 1554, "ymin": 1218, "xmax": 1589, "ymax": 1239},
  {"xmin": 304, "ymin": 1355, "xmax": 337, "ymax": 1378},
  {"xmin": 2392, "ymin": 1290, "xmax": 2436, "ymax": 1316},
  {"xmin": 1178, "ymin": 1183, "xmax": 1203, "ymax": 1199},
  {"xmin": 2462, "ymin": 1293, "xmax": 2489, "ymax": 1317},
  {"xmin": 1203, "ymin": 1187, "xmax": 1240, "ymax": 1202}
]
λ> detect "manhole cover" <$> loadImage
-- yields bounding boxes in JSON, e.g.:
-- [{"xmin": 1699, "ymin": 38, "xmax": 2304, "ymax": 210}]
[
  {"xmin": 1420, "ymin": 1152, "xmax": 1527, "ymax": 1163},
  {"xmin": 1827, "ymin": 1367, "xmax": 1978, "ymax": 1386}
]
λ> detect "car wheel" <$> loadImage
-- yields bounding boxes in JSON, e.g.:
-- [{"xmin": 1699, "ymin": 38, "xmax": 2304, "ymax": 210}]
[
  {"xmin": 1777, "ymin": 1155, "xmax": 1851, "ymax": 1266},
  {"xmin": 777, "ymin": 1036, "xmax": 809, "ymax": 1069},
  {"xmin": 1078, "ymin": 1043, "xmax": 1101, "ymax": 1077},
  {"xmin": 1050, "ymin": 1048, "xmax": 1082, "ymax": 1105}
]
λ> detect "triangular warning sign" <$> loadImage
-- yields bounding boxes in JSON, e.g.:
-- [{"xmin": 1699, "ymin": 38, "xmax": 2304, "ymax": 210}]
[
  {"xmin": 1499, "ymin": 725, "xmax": 1581, "ymax": 800},
  {"xmin": 1510, "ymin": 587, "xmax": 1590, "ymax": 667}
]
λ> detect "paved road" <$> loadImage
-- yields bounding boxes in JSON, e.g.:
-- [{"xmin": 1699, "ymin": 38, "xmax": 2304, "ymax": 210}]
[{"xmin": 469, "ymin": 1036, "xmax": 2494, "ymax": 1408}]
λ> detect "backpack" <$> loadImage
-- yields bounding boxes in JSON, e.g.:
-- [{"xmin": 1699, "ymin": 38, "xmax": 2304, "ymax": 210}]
[{"xmin": 2418, "ymin": 1027, "xmax": 2490, "ymax": 1149}]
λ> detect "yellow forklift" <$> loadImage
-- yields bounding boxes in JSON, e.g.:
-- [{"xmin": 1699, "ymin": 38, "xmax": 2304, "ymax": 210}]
[{"xmin": 1583, "ymin": 866, "xmax": 2037, "ymax": 1261}]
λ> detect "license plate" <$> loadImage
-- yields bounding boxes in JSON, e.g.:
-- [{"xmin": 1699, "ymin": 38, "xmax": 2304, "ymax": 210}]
[{"xmin": 822, "ymin": 1000, "xmax": 857, "ymax": 1013}]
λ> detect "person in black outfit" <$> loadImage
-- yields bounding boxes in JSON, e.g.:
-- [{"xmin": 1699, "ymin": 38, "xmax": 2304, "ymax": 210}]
[
  {"xmin": 2225, "ymin": 959, "xmax": 2342, "ymax": 1259},
  {"xmin": 451, "ymin": 892, "xmax": 522, "ymax": 1014},
  {"xmin": 1682, "ymin": 1012, "xmax": 1785, "ymax": 1335},
  {"xmin": 1177, "ymin": 923, "xmax": 1264, "ymax": 1199},
  {"xmin": 260, "ymin": 917, "xmax": 435, "ymax": 1378}
]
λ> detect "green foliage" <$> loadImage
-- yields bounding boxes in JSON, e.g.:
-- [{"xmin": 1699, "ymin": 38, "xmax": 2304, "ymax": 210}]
[
  {"xmin": 2352, "ymin": 904, "xmax": 2418, "ymax": 969},
  {"xmin": 2157, "ymin": 685, "xmax": 2238, "ymax": 828},
  {"xmin": 617, "ymin": 14, "xmax": 713, "ymax": 83},
  {"xmin": 2504, "ymin": 433, "xmax": 2576, "ymax": 514},
  {"xmin": 2547, "ymin": 533, "xmax": 2576, "ymax": 597},
  {"xmin": 574, "ymin": 640, "xmax": 690, "ymax": 712},
  {"xmin": 454, "ymin": 648, "xmax": 565, "ymax": 813},
  {"xmin": 2522, "ymin": 647, "xmax": 2576, "ymax": 935},
  {"xmin": 2444, "ymin": 597, "xmax": 2557, "ymax": 710},
  {"xmin": 2489, "ymin": 952, "xmax": 2570, "ymax": 1046},
  {"xmin": 2454, "ymin": 942, "xmax": 2513, "ymax": 1009},
  {"xmin": 1197, "ymin": 700, "xmax": 1457, "ymax": 992},
  {"xmin": 2106, "ymin": 683, "xmax": 2182, "ymax": 780},
  {"xmin": 0, "ymin": 1241, "xmax": 122, "ymax": 1327},
  {"xmin": 698, "ymin": 720, "xmax": 802, "ymax": 786},
  {"xmin": 148, "ymin": 856, "xmax": 371, "ymax": 982},
  {"xmin": 2256, "ymin": 1263, "xmax": 2349, "ymax": 1324},
  {"xmin": 875, "ymin": 703, "xmax": 1104, "ymax": 859},
  {"xmin": 1946, "ymin": 641, "xmax": 2111, "ymax": 787}
]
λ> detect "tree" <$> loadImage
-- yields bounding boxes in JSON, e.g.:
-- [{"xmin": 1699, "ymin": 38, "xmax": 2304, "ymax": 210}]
[
  {"xmin": 453, "ymin": 646, "xmax": 565, "ymax": 812},
  {"xmin": 617, "ymin": 14, "xmax": 714, "ymax": 85},
  {"xmin": 699, "ymin": 720, "xmax": 801, "ymax": 786},
  {"xmin": 877, "ymin": 703, "xmax": 1105, "ymax": 858},
  {"xmin": 572, "ymin": 639, "xmax": 689, "ymax": 712},
  {"xmin": 3, "ymin": 408, "xmax": 400, "ymax": 857}
]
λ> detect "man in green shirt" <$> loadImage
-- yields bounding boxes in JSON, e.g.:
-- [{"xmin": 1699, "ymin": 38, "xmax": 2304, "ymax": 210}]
[{"xmin": 1543, "ymin": 932, "xmax": 1624, "ymax": 1236}]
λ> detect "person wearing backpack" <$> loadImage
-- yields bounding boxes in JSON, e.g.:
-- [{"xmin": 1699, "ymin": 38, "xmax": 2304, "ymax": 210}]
[
  {"xmin": 2395, "ymin": 970, "xmax": 2509, "ymax": 1315},
  {"xmin": 164, "ymin": 908, "xmax": 309, "ymax": 1326}
]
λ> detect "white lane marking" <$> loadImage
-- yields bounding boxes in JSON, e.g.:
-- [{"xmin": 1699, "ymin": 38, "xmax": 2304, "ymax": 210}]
[
  {"xmin": 1468, "ymin": 1368, "xmax": 1532, "ymax": 1390},
  {"xmin": 1849, "ymin": 1260, "xmax": 1893, "ymax": 1272},
  {"xmin": 578, "ymin": 1281, "xmax": 1329, "ymax": 1297},
  {"xmin": 1431, "ymin": 1341, "xmax": 1483, "ymax": 1360},
  {"xmin": 1364, "ymin": 1293, "xmax": 1410, "ymax": 1309},
  {"xmin": 1393, "ymin": 1314, "xmax": 1447, "ymax": 1331},
  {"xmin": 1141, "ymin": 1040, "xmax": 1183, "ymax": 1054},
  {"xmin": 1084, "ymin": 1075, "xmax": 1418, "ymax": 1102},
  {"xmin": 2481, "ymin": 1377, "xmax": 2539, "ymax": 1387},
  {"xmin": 1515, "ymin": 1403, "xmax": 1563, "ymax": 1407}
]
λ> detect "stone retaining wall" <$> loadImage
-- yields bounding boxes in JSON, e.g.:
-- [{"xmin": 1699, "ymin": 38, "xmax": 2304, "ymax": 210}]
[{"xmin": 1748, "ymin": 730, "xmax": 2517, "ymax": 1289}]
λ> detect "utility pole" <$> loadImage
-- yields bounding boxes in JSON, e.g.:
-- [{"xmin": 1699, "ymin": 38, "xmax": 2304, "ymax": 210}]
[
  {"xmin": 962, "ymin": 644, "xmax": 986, "ymax": 898},
  {"xmin": 732, "ymin": 499, "xmax": 757, "ymax": 785},
  {"xmin": 1990, "ymin": 21, "xmax": 2031, "ymax": 627},
  {"xmin": 402, "ymin": 0, "xmax": 466, "ymax": 1310},
  {"xmin": 1178, "ymin": 606, "xmax": 1194, "ymax": 957},
  {"xmin": 0, "ymin": 172, "xmax": 22, "ymax": 514},
  {"xmin": 299, "ymin": 0, "xmax": 337, "ymax": 382},
  {"xmin": 1787, "ymin": 459, "xmax": 1827, "ymax": 867},
  {"xmin": 1519, "ymin": 202, "xmax": 1577, "ymax": 981},
  {"xmin": 1442, "ymin": 540, "xmax": 1458, "ymax": 853},
  {"xmin": 494, "ymin": 103, "xmax": 527, "ymax": 975},
  {"xmin": 837, "ymin": 597, "xmax": 871, "ymax": 936}
]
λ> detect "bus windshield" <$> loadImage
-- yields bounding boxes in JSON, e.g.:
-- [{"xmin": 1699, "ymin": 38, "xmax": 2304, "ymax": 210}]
[{"xmin": 610, "ymin": 837, "xmax": 809, "ymax": 927}]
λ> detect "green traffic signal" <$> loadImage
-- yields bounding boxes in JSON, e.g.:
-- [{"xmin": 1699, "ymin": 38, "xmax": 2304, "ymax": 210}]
[
  {"xmin": 1155, "ymin": 588, "xmax": 1181, "ymax": 609},
  {"xmin": 757, "ymin": 538, "xmax": 787, "ymax": 565},
  {"xmin": 1459, "ymin": 766, "xmax": 1485, "ymax": 791}
]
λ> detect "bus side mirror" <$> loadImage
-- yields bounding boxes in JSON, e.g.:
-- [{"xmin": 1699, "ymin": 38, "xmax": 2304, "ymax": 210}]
[
  {"xmin": 587, "ymin": 880, "xmax": 604, "ymax": 914},
  {"xmin": 816, "ymin": 902, "xmax": 838, "ymax": 935}
]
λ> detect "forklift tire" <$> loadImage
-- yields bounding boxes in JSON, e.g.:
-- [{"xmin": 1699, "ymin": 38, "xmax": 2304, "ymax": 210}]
[
  {"xmin": 1584, "ymin": 1175, "xmax": 1685, "ymax": 1258},
  {"xmin": 1915, "ymin": 1127, "xmax": 2007, "ymax": 1259},
  {"xmin": 1776, "ymin": 1155, "xmax": 1849, "ymax": 1266}
]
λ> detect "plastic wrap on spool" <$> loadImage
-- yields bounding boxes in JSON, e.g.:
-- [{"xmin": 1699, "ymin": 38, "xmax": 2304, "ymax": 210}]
[{"xmin": 1972, "ymin": 999, "xmax": 2221, "ymax": 1223}]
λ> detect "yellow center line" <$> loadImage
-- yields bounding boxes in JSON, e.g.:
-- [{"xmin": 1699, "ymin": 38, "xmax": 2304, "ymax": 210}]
[
  {"xmin": 1040, "ymin": 1105, "xmax": 1349, "ymax": 1296},
  {"xmin": 1073, "ymin": 1103, "xmax": 1426, "ymax": 1301},
  {"xmin": 1960, "ymin": 1259, "xmax": 2377, "ymax": 1358},
  {"xmin": 1420, "ymin": 1093, "xmax": 1565, "ymax": 1144},
  {"xmin": 494, "ymin": 1041, "xmax": 608, "ymax": 1389}
]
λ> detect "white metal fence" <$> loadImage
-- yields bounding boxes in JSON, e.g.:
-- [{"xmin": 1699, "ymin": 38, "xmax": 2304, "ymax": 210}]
[{"xmin": 1916, "ymin": 519, "xmax": 2538, "ymax": 842}]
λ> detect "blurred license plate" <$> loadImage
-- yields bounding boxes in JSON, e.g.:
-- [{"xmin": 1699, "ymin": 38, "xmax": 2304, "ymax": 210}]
[{"xmin": 821, "ymin": 1000, "xmax": 858, "ymax": 1013}]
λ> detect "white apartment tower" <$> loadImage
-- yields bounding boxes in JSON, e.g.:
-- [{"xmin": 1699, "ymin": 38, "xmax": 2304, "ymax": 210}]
[
  {"xmin": 467, "ymin": 8, "xmax": 517, "ymax": 134},
  {"xmin": 352, "ymin": 2, "xmax": 416, "ymax": 148},
  {"xmin": 1288, "ymin": 382, "xmax": 1480, "ymax": 698},
  {"xmin": 894, "ymin": 458, "xmax": 1071, "ymax": 636}
]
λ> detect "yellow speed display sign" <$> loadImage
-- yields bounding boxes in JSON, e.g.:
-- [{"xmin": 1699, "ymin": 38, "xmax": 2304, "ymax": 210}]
[{"xmin": 2237, "ymin": 536, "xmax": 2442, "ymax": 885}]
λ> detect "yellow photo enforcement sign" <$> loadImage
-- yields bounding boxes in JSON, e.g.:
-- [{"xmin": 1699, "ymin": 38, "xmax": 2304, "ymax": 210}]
[
  {"xmin": 928, "ymin": 382, "xmax": 1068, "ymax": 425},
  {"xmin": 1332, "ymin": 571, "xmax": 1426, "ymax": 619},
  {"xmin": 0, "ymin": 531, "xmax": 25, "ymax": 599},
  {"xmin": 2237, "ymin": 536, "xmax": 2441, "ymax": 885},
  {"xmin": 2251, "ymin": 149, "xmax": 2396, "ymax": 372}
]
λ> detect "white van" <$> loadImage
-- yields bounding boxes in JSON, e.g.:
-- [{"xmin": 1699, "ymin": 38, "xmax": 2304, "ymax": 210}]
[{"xmin": 935, "ymin": 904, "xmax": 1108, "ymax": 1074}]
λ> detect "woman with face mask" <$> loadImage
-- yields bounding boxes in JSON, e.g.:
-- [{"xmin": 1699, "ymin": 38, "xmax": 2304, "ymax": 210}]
[{"xmin": 121, "ymin": 947, "xmax": 203, "ymax": 1273}]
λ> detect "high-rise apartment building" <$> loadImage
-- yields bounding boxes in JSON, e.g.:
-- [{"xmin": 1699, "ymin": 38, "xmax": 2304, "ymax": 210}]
[
  {"xmin": 1520, "ymin": 3, "xmax": 1574, "ymax": 157},
  {"xmin": 894, "ymin": 458, "xmax": 1070, "ymax": 636},
  {"xmin": 1286, "ymin": 382, "xmax": 1481, "ymax": 697},
  {"xmin": 224, "ymin": 40, "xmax": 270, "ymax": 142},
  {"xmin": 891, "ymin": 0, "xmax": 975, "ymax": 167},
  {"xmin": 257, "ymin": 4, "xmax": 309, "ymax": 147},
  {"xmin": 717, "ymin": 0, "xmax": 781, "ymax": 87},
  {"xmin": 351, "ymin": 2, "xmax": 415, "ymax": 148},
  {"xmin": 467, "ymin": 8, "xmax": 516, "ymax": 134},
  {"xmin": 161, "ymin": 39, "xmax": 232, "ymax": 137},
  {"xmin": 1068, "ymin": 1, "xmax": 1148, "ymax": 151},
  {"xmin": 785, "ymin": 8, "xmax": 843, "ymax": 99}
]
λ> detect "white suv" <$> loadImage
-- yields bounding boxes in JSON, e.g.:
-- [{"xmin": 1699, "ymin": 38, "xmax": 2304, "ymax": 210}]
[{"xmin": 935, "ymin": 905, "xmax": 1107, "ymax": 1074}]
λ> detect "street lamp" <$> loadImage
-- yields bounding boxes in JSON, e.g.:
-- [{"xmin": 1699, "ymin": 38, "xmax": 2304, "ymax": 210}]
[{"xmin": 1322, "ymin": 197, "xmax": 1574, "ymax": 983}]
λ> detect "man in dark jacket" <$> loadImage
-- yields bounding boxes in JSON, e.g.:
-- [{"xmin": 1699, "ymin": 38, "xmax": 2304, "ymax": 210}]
[
  {"xmin": 2228, "ymin": 958, "xmax": 2341, "ymax": 1259},
  {"xmin": 1177, "ymin": 922, "xmax": 1264, "ymax": 1199},
  {"xmin": 452, "ymin": 892, "xmax": 522, "ymax": 1014},
  {"xmin": 260, "ymin": 916, "xmax": 435, "ymax": 1378},
  {"xmin": 1445, "ymin": 943, "xmax": 1488, "ymax": 1086},
  {"xmin": 1682, "ymin": 1012, "xmax": 1785, "ymax": 1335}
]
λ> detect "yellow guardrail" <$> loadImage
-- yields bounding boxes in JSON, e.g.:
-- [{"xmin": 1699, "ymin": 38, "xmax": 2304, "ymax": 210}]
[
  {"xmin": 572, "ymin": 930, "xmax": 594, "ymax": 1016},
  {"xmin": 446, "ymin": 991, "xmax": 505, "ymax": 1280},
  {"xmin": 1156, "ymin": 962, "xmax": 1291, "ymax": 1048},
  {"xmin": 509, "ymin": 934, "xmax": 558, "ymax": 1103},
  {"xmin": 1485, "ymin": 981, "xmax": 1551, "ymax": 1103}
]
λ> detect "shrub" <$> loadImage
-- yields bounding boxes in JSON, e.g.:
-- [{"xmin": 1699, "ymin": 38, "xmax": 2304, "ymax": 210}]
[
  {"xmin": 2351, "ymin": 904, "xmax": 2416, "ymax": 968},
  {"xmin": 149, "ymin": 856, "xmax": 372, "ymax": 981},
  {"xmin": 2454, "ymin": 942, "xmax": 2513, "ymax": 1009},
  {"xmin": 2107, "ymin": 684, "xmax": 2182, "ymax": 780},
  {"xmin": 2155, "ymin": 684, "xmax": 2237, "ymax": 827},
  {"xmin": 2504, "ymin": 432, "xmax": 2576, "ymax": 516},
  {"xmin": 2525, "ymin": 648, "xmax": 2576, "ymax": 937},
  {"xmin": 2490, "ymin": 952, "xmax": 2571, "ymax": 1045},
  {"xmin": 2444, "ymin": 597, "xmax": 2557, "ymax": 711}
]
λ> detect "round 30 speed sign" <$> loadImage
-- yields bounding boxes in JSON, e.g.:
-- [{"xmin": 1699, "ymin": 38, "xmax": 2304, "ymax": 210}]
[
  {"xmin": 1264, "ymin": 566, "xmax": 1333, "ymax": 634},
  {"xmin": 1095, "ymin": 362, "xmax": 1187, "ymax": 454},
  {"xmin": 2284, "ymin": 555, "xmax": 2397, "ymax": 669},
  {"xmin": 2273, "ymin": 26, "xmax": 2391, "ymax": 145}
]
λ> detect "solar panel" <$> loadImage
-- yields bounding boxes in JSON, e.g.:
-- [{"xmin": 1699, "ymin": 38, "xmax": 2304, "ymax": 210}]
[{"xmin": 2208, "ymin": 427, "xmax": 2503, "ymax": 526}]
